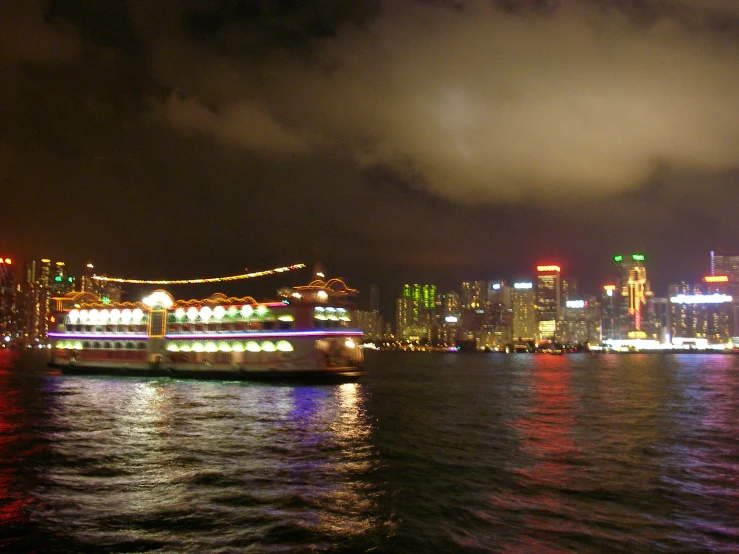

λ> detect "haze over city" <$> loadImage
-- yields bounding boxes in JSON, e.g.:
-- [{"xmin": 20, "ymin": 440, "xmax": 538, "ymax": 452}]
[{"xmin": 2, "ymin": 0, "xmax": 739, "ymax": 304}]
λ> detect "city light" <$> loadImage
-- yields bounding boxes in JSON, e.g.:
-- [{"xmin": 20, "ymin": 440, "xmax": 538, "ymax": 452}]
[
  {"xmin": 514, "ymin": 282, "xmax": 532, "ymax": 289},
  {"xmin": 704, "ymin": 275, "xmax": 729, "ymax": 283},
  {"xmin": 536, "ymin": 265, "xmax": 561, "ymax": 272},
  {"xmin": 632, "ymin": 254, "xmax": 645, "ymax": 261},
  {"xmin": 91, "ymin": 263, "xmax": 306, "ymax": 285},
  {"xmin": 670, "ymin": 294, "xmax": 732, "ymax": 304},
  {"xmin": 614, "ymin": 255, "xmax": 623, "ymax": 262},
  {"xmin": 0, "ymin": 258, "xmax": 11, "ymax": 264},
  {"xmin": 566, "ymin": 300, "xmax": 585, "ymax": 309}
]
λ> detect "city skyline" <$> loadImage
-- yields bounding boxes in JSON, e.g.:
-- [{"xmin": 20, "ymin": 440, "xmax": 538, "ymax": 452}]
[
  {"xmin": 2, "ymin": 248, "xmax": 736, "ymax": 317},
  {"xmin": 2, "ymin": 1, "xmax": 739, "ymax": 301}
]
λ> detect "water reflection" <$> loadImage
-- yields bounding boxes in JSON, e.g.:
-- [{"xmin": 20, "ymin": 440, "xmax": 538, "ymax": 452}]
[
  {"xmin": 497, "ymin": 355, "xmax": 579, "ymax": 550},
  {"xmin": 0, "ymin": 351, "xmax": 33, "ymax": 537},
  {"xmin": 35, "ymin": 376, "xmax": 377, "ymax": 551}
]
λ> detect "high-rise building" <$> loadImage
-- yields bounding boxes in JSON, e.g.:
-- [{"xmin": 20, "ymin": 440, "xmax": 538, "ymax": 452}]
[
  {"xmin": 369, "ymin": 284, "xmax": 380, "ymax": 313},
  {"xmin": 37, "ymin": 258, "xmax": 52, "ymax": 344},
  {"xmin": 486, "ymin": 281, "xmax": 512, "ymax": 345},
  {"xmin": 536, "ymin": 265, "xmax": 561, "ymax": 340},
  {"xmin": 50, "ymin": 261, "xmax": 75, "ymax": 296},
  {"xmin": 461, "ymin": 281, "xmax": 486, "ymax": 310},
  {"xmin": 396, "ymin": 284, "xmax": 437, "ymax": 341},
  {"xmin": 0, "ymin": 256, "xmax": 17, "ymax": 343},
  {"xmin": 668, "ymin": 288, "xmax": 733, "ymax": 346},
  {"xmin": 511, "ymin": 282, "xmax": 536, "ymax": 341},
  {"xmin": 614, "ymin": 254, "xmax": 652, "ymax": 338},
  {"xmin": 80, "ymin": 263, "xmax": 122, "ymax": 304},
  {"xmin": 561, "ymin": 278, "xmax": 579, "ymax": 305},
  {"xmin": 601, "ymin": 285, "xmax": 618, "ymax": 341},
  {"xmin": 354, "ymin": 310, "xmax": 384, "ymax": 342},
  {"xmin": 710, "ymin": 251, "xmax": 739, "ymax": 298},
  {"xmin": 443, "ymin": 290, "xmax": 460, "ymax": 318}
]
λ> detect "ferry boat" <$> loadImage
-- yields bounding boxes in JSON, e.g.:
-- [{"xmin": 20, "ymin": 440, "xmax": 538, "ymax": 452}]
[{"xmin": 47, "ymin": 278, "xmax": 364, "ymax": 381}]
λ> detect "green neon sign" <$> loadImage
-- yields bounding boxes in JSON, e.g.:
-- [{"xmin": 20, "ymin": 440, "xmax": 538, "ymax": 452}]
[
  {"xmin": 614, "ymin": 255, "xmax": 623, "ymax": 262},
  {"xmin": 632, "ymin": 254, "xmax": 645, "ymax": 262}
]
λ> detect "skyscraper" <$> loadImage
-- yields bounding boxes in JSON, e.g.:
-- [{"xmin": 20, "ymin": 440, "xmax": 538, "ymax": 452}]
[
  {"xmin": 710, "ymin": 251, "xmax": 739, "ymax": 298},
  {"xmin": 396, "ymin": 284, "xmax": 437, "ymax": 341},
  {"xmin": 511, "ymin": 282, "xmax": 536, "ymax": 341},
  {"xmin": 0, "ymin": 257, "xmax": 16, "ymax": 343},
  {"xmin": 51, "ymin": 261, "xmax": 75, "ymax": 296},
  {"xmin": 536, "ymin": 265, "xmax": 561, "ymax": 340},
  {"xmin": 614, "ymin": 254, "xmax": 652, "ymax": 338},
  {"xmin": 369, "ymin": 284, "xmax": 380, "ymax": 313},
  {"xmin": 461, "ymin": 281, "xmax": 486, "ymax": 310}
]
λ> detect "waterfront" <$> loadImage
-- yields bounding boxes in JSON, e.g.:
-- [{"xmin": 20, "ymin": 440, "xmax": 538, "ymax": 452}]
[{"xmin": 1, "ymin": 349, "xmax": 738, "ymax": 552}]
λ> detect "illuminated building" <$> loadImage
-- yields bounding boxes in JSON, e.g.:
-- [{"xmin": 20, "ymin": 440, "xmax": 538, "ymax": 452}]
[
  {"xmin": 703, "ymin": 274, "xmax": 730, "ymax": 293},
  {"xmin": 600, "ymin": 285, "xmax": 618, "ymax": 341},
  {"xmin": 486, "ymin": 281, "xmax": 511, "ymax": 345},
  {"xmin": 436, "ymin": 291, "xmax": 460, "ymax": 346},
  {"xmin": 668, "ymin": 292, "xmax": 733, "ymax": 346},
  {"xmin": 443, "ymin": 290, "xmax": 460, "ymax": 318},
  {"xmin": 511, "ymin": 282, "xmax": 536, "ymax": 341},
  {"xmin": 354, "ymin": 310, "xmax": 383, "ymax": 341},
  {"xmin": 614, "ymin": 254, "xmax": 652, "ymax": 338},
  {"xmin": 51, "ymin": 261, "xmax": 75, "ymax": 296},
  {"xmin": 561, "ymin": 278, "xmax": 579, "ymax": 305},
  {"xmin": 559, "ymin": 298, "xmax": 601, "ymax": 345},
  {"xmin": 0, "ymin": 257, "xmax": 17, "ymax": 343},
  {"xmin": 461, "ymin": 281, "xmax": 486, "ymax": 310},
  {"xmin": 710, "ymin": 251, "xmax": 739, "ymax": 280},
  {"xmin": 369, "ymin": 284, "xmax": 380, "ymax": 313},
  {"xmin": 535, "ymin": 265, "xmax": 561, "ymax": 340},
  {"xmin": 396, "ymin": 284, "xmax": 437, "ymax": 341}
]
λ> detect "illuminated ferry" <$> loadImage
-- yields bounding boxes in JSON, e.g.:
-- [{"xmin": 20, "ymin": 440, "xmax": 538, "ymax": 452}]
[{"xmin": 47, "ymin": 278, "xmax": 364, "ymax": 380}]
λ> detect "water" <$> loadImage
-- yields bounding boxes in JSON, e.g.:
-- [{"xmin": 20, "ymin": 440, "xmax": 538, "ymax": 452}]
[{"xmin": 1, "ymin": 349, "xmax": 738, "ymax": 553}]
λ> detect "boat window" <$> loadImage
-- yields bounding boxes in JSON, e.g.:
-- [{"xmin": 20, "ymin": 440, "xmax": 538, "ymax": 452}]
[
  {"xmin": 279, "ymin": 321, "xmax": 293, "ymax": 331},
  {"xmin": 263, "ymin": 321, "xmax": 275, "ymax": 330}
]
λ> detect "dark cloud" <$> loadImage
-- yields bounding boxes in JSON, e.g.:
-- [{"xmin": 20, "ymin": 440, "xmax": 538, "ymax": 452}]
[
  {"xmin": 1, "ymin": 0, "xmax": 738, "ymax": 311},
  {"xmin": 0, "ymin": 1, "xmax": 81, "ymax": 64},
  {"xmin": 151, "ymin": 0, "xmax": 739, "ymax": 203}
]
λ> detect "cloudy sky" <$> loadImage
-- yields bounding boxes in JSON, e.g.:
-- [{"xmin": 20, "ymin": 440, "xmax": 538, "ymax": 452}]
[{"xmin": 1, "ymin": 0, "xmax": 738, "ymax": 310}]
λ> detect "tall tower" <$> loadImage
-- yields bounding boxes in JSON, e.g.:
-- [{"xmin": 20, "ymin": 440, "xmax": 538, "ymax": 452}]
[
  {"xmin": 511, "ymin": 282, "xmax": 536, "ymax": 341},
  {"xmin": 37, "ymin": 258, "xmax": 52, "ymax": 343},
  {"xmin": 614, "ymin": 254, "xmax": 652, "ymax": 338},
  {"xmin": 0, "ymin": 256, "xmax": 16, "ymax": 343},
  {"xmin": 536, "ymin": 265, "xmax": 561, "ymax": 340}
]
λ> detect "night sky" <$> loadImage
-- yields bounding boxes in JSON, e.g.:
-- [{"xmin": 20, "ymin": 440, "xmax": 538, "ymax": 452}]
[{"xmin": 2, "ymin": 0, "xmax": 739, "ymax": 313}]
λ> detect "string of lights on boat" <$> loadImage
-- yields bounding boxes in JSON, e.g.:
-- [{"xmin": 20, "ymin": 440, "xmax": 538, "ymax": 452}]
[{"xmin": 90, "ymin": 263, "xmax": 306, "ymax": 285}]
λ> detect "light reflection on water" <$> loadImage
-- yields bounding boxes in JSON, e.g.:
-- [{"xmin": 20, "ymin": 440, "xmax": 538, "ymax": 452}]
[{"xmin": 0, "ymin": 350, "xmax": 738, "ymax": 552}]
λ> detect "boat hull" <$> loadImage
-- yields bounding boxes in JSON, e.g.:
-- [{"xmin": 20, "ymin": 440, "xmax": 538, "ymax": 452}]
[{"xmin": 51, "ymin": 361, "xmax": 362, "ymax": 382}]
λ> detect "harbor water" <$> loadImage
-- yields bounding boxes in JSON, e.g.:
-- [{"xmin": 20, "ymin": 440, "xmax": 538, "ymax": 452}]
[{"xmin": 1, "ymin": 349, "xmax": 738, "ymax": 552}]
